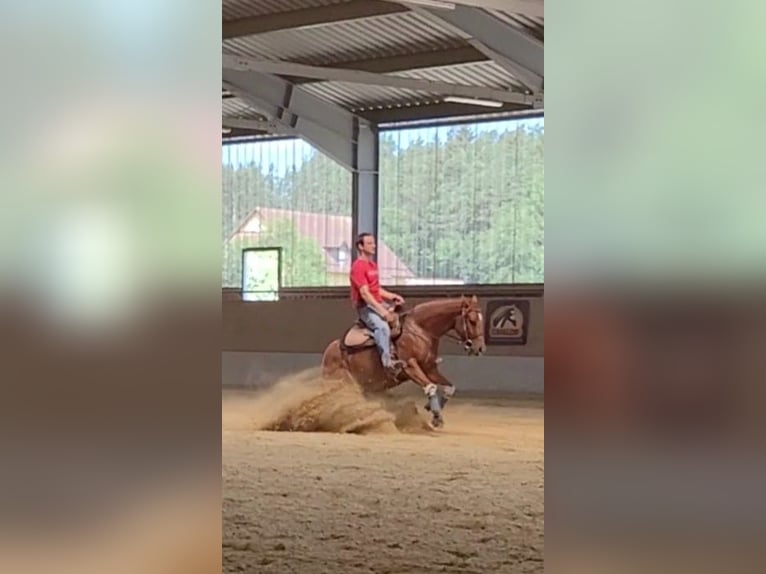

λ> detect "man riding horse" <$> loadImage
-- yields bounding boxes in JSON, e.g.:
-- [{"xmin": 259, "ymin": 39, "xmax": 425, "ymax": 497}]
[
  {"xmin": 349, "ymin": 233, "xmax": 405, "ymax": 375},
  {"xmin": 322, "ymin": 232, "xmax": 486, "ymax": 428}
]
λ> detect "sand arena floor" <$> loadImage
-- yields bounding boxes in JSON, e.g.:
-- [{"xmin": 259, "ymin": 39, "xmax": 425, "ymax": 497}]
[{"xmin": 223, "ymin": 371, "xmax": 544, "ymax": 573}]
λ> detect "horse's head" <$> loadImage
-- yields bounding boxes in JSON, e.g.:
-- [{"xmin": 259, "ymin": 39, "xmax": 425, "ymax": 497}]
[{"xmin": 456, "ymin": 295, "xmax": 486, "ymax": 356}]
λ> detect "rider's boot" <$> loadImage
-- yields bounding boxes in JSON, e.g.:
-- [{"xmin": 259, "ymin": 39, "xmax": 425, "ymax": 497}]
[{"xmin": 386, "ymin": 343, "xmax": 405, "ymax": 374}]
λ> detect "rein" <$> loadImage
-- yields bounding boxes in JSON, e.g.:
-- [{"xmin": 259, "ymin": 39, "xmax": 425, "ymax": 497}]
[
  {"xmin": 444, "ymin": 329, "xmax": 468, "ymax": 345},
  {"xmin": 403, "ymin": 305, "xmax": 471, "ymax": 347}
]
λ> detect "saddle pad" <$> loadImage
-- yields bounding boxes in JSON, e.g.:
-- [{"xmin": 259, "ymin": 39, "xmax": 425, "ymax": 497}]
[{"xmin": 343, "ymin": 324, "xmax": 375, "ymax": 348}]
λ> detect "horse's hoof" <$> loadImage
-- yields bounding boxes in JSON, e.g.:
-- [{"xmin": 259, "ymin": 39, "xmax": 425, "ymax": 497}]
[{"xmin": 431, "ymin": 415, "xmax": 444, "ymax": 429}]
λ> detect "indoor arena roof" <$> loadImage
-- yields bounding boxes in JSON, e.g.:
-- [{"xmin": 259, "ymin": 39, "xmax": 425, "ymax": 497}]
[{"xmin": 222, "ymin": 0, "xmax": 544, "ymax": 141}]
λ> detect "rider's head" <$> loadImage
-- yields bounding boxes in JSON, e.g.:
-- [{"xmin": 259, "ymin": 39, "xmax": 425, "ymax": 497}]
[{"xmin": 356, "ymin": 233, "xmax": 376, "ymax": 258}]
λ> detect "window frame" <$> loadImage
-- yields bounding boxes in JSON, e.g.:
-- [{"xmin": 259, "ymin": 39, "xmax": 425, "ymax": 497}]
[{"xmin": 241, "ymin": 246, "xmax": 282, "ymax": 301}]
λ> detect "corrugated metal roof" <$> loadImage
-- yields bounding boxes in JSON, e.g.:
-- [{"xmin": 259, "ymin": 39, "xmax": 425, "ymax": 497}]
[
  {"xmin": 223, "ymin": 0, "xmax": 344, "ymax": 21},
  {"xmin": 301, "ymin": 81, "xmax": 443, "ymax": 110},
  {"xmin": 223, "ymin": 11, "xmax": 465, "ymax": 65},
  {"xmin": 223, "ymin": 98, "xmax": 265, "ymax": 119},
  {"xmin": 296, "ymin": 60, "xmax": 526, "ymax": 110},
  {"xmin": 491, "ymin": 11, "xmax": 544, "ymax": 42},
  {"xmin": 398, "ymin": 60, "xmax": 527, "ymax": 93},
  {"xmin": 222, "ymin": 1, "xmax": 543, "ymax": 134}
]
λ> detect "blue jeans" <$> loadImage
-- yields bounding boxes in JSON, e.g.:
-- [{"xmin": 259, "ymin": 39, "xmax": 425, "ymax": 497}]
[{"xmin": 358, "ymin": 303, "xmax": 392, "ymax": 367}]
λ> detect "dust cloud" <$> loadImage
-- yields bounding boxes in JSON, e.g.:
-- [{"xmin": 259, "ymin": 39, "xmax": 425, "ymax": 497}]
[{"xmin": 222, "ymin": 369, "xmax": 430, "ymax": 435}]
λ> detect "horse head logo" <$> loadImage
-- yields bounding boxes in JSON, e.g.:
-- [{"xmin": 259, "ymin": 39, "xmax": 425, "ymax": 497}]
[{"xmin": 489, "ymin": 303, "xmax": 524, "ymax": 337}]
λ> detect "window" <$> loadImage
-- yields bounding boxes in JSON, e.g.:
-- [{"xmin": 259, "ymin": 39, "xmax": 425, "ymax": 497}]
[
  {"xmin": 241, "ymin": 247, "xmax": 281, "ymax": 301},
  {"xmin": 222, "ymin": 139, "xmax": 351, "ymax": 288},
  {"xmin": 379, "ymin": 116, "xmax": 544, "ymax": 285}
]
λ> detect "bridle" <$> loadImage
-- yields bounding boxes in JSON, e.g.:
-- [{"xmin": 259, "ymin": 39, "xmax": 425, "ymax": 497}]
[
  {"xmin": 401, "ymin": 301, "xmax": 484, "ymax": 355},
  {"xmin": 446, "ymin": 306, "xmax": 479, "ymax": 352}
]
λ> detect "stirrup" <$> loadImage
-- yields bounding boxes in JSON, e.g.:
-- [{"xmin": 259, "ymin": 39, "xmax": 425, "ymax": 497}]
[{"xmin": 386, "ymin": 359, "xmax": 405, "ymax": 373}]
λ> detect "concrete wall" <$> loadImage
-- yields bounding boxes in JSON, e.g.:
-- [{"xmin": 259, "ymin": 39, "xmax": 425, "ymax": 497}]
[{"xmin": 222, "ymin": 285, "xmax": 544, "ymax": 394}]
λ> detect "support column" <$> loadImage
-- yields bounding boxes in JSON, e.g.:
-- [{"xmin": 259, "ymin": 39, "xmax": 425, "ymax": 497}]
[{"xmin": 351, "ymin": 120, "xmax": 379, "ymax": 261}]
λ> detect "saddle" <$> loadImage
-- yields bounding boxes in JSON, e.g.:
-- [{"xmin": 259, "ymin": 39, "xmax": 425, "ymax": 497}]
[{"xmin": 340, "ymin": 312, "xmax": 404, "ymax": 353}]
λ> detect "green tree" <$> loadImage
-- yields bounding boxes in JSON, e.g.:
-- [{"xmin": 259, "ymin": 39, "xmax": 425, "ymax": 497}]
[
  {"xmin": 222, "ymin": 161, "xmax": 281, "ymax": 240},
  {"xmin": 223, "ymin": 118, "xmax": 544, "ymax": 287},
  {"xmin": 279, "ymin": 150, "xmax": 351, "ymax": 215},
  {"xmin": 378, "ymin": 121, "xmax": 544, "ymax": 284}
]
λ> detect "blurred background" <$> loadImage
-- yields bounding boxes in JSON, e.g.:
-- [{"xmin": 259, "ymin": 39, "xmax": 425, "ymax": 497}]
[
  {"xmin": 0, "ymin": 1, "xmax": 221, "ymax": 573},
  {"xmin": 547, "ymin": 1, "xmax": 766, "ymax": 572}
]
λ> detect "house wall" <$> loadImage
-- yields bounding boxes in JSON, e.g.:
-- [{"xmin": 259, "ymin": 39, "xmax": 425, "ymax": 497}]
[{"xmin": 222, "ymin": 285, "xmax": 544, "ymax": 395}]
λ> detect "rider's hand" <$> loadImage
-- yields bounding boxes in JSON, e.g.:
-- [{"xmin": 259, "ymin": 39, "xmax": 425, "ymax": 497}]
[
  {"xmin": 392, "ymin": 294, "xmax": 405, "ymax": 306},
  {"xmin": 384, "ymin": 310, "xmax": 396, "ymax": 323}
]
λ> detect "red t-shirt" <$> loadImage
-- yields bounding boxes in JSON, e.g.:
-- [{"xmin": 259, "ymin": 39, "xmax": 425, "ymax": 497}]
[{"xmin": 350, "ymin": 258, "xmax": 382, "ymax": 307}]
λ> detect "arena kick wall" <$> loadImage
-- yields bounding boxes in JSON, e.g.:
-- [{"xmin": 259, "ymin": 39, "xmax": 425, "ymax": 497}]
[{"xmin": 222, "ymin": 285, "xmax": 543, "ymax": 395}]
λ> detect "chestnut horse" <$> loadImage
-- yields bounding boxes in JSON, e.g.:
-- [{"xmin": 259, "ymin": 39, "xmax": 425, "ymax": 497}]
[{"xmin": 321, "ymin": 295, "xmax": 486, "ymax": 428}]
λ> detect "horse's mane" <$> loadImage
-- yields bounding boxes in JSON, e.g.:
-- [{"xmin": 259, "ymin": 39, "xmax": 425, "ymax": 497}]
[
  {"xmin": 410, "ymin": 296, "xmax": 475, "ymax": 314},
  {"xmin": 402, "ymin": 296, "xmax": 475, "ymax": 325},
  {"xmin": 410, "ymin": 297, "xmax": 463, "ymax": 312}
]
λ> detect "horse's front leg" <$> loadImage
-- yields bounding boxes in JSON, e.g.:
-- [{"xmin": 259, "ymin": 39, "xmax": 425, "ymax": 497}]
[
  {"xmin": 401, "ymin": 358, "xmax": 447, "ymax": 428},
  {"xmin": 425, "ymin": 369, "xmax": 456, "ymax": 411}
]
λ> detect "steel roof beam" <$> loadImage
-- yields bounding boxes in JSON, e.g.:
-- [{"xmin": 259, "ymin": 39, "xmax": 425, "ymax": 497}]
[
  {"xmin": 223, "ymin": 0, "xmax": 407, "ymax": 39},
  {"xmin": 222, "ymin": 127, "xmax": 274, "ymax": 140},
  {"xmin": 360, "ymin": 101, "xmax": 531, "ymax": 123},
  {"xmin": 222, "ymin": 118, "xmax": 291, "ymax": 134},
  {"xmin": 222, "ymin": 47, "xmax": 488, "ymax": 108},
  {"xmin": 389, "ymin": 0, "xmax": 543, "ymax": 18},
  {"xmin": 223, "ymin": 68, "xmax": 371, "ymax": 172},
  {"xmin": 224, "ymin": 47, "xmax": 487, "ymax": 96},
  {"xmin": 415, "ymin": 4, "xmax": 544, "ymax": 92},
  {"xmin": 224, "ymin": 54, "xmax": 536, "ymax": 106},
  {"xmin": 296, "ymin": 46, "xmax": 487, "ymax": 79}
]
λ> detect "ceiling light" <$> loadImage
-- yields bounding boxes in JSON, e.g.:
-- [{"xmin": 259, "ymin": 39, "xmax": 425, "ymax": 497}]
[
  {"xmin": 444, "ymin": 96, "xmax": 503, "ymax": 108},
  {"xmin": 222, "ymin": 127, "xmax": 232, "ymax": 134}
]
